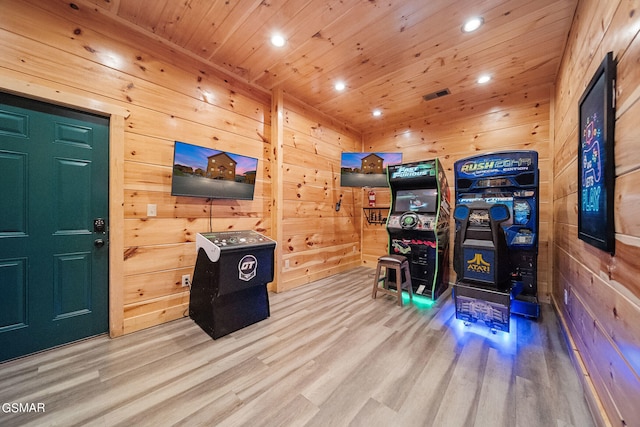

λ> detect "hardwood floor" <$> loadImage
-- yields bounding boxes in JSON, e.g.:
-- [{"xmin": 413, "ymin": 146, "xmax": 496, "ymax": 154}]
[{"xmin": 0, "ymin": 267, "xmax": 595, "ymax": 427}]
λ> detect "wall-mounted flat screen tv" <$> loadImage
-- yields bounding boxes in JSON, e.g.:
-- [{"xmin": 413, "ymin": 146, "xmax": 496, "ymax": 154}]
[
  {"xmin": 340, "ymin": 152, "xmax": 402, "ymax": 187},
  {"xmin": 171, "ymin": 141, "xmax": 258, "ymax": 200}
]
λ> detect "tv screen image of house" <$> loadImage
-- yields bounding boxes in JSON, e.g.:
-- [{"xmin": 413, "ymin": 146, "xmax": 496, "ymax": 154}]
[
  {"xmin": 171, "ymin": 141, "xmax": 258, "ymax": 200},
  {"xmin": 340, "ymin": 152, "xmax": 402, "ymax": 187},
  {"xmin": 394, "ymin": 188, "xmax": 439, "ymax": 213}
]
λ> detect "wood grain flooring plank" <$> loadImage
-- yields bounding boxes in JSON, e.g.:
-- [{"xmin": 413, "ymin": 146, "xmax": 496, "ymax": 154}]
[
  {"xmin": 300, "ymin": 323, "xmax": 396, "ymax": 408},
  {"xmin": 171, "ymin": 390, "xmax": 244, "ymax": 427},
  {"xmin": 424, "ymin": 290, "xmax": 457, "ymax": 332},
  {"xmin": 0, "ymin": 267, "xmax": 596, "ymax": 427},
  {"xmin": 251, "ymin": 393, "xmax": 319, "ymax": 427},
  {"xmin": 103, "ymin": 357, "xmax": 269, "ymax": 426},
  {"xmin": 396, "ymin": 353, "xmax": 459, "ymax": 427},
  {"xmin": 431, "ymin": 334, "xmax": 489, "ymax": 427},
  {"xmin": 473, "ymin": 347, "xmax": 516, "ymax": 427},
  {"xmin": 537, "ymin": 304, "xmax": 596, "ymax": 427},
  {"xmin": 515, "ymin": 375, "xmax": 558, "ymax": 427},
  {"xmin": 369, "ymin": 327, "xmax": 441, "ymax": 412},
  {"xmin": 217, "ymin": 361, "xmax": 321, "ymax": 427},
  {"xmin": 515, "ymin": 314, "xmax": 552, "ymax": 388},
  {"xmin": 395, "ymin": 331, "xmax": 461, "ymax": 426},
  {"xmin": 349, "ymin": 397, "xmax": 398, "ymax": 427}
]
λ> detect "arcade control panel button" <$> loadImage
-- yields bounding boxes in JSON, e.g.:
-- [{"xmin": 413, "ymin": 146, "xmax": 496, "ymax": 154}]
[
  {"xmin": 196, "ymin": 230, "xmax": 276, "ymax": 262},
  {"xmin": 403, "ymin": 216, "xmax": 416, "ymax": 227}
]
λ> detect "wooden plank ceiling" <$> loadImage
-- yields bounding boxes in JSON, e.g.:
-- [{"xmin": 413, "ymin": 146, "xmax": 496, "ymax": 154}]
[{"xmin": 89, "ymin": 0, "xmax": 578, "ymax": 131}]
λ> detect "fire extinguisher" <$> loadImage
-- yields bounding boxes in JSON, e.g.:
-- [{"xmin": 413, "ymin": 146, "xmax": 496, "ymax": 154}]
[{"xmin": 368, "ymin": 190, "xmax": 376, "ymax": 207}]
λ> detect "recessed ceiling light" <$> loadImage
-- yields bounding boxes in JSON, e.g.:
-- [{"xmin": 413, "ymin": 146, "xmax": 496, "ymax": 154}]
[
  {"xmin": 477, "ymin": 74, "xmax": 491, "ymax": 84},
  {"xmin": 271, "ymin": 34, "xmax": 286, "ymax": 47},
  {"xmin": 462, "ymin": 17, "xmax": 484, "ymax": 33},
  {"xmin": 334, "ymin": 81, "xmax": 346, "ymax": 91},
  {"xmin": 372, "ymin": 109, "xmax": 382, "ymax": 117}
]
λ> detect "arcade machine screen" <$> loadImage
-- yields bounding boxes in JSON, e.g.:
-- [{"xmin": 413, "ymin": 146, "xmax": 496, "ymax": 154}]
[
  {"xmin": 457, "ymin": 193, "xmax": 535, "ymax": 245},
  {"xmin": 457, "ymin": 193, "xmax": 515, "ymax": 227},
  {"xmin": 395, "ymin": 188, "xmax": 438, "ymax": 213}
]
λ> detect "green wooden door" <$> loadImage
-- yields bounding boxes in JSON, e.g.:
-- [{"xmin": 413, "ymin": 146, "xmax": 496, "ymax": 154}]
[{"xmin": 0, "ymin": 93, "xmax": 109, "ymax": 362}]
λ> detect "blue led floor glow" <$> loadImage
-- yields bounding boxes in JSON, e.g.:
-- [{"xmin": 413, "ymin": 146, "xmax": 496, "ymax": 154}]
[{"xmin": 451, "ymin": 316, "xmax": 516, "ymax": 348}]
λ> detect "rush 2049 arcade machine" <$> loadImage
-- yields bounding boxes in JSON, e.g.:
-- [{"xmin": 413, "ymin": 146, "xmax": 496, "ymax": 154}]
[
  {"xmin": 386, "ymin": 159, "xmax": 451, "ymax": 300},
  {"xmin": 452, "ymin": 151, "xmax": 540, "ymax": 332}
]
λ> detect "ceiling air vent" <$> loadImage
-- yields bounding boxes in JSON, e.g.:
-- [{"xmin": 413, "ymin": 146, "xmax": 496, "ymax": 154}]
[{"xmin": 423, "ymin": 88, "xmax": 451, "ymax": 101}]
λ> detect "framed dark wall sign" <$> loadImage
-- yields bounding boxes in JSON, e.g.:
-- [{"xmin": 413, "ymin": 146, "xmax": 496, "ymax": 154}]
[{"xmin": 577, "ymin": 51, "xmax": 616, "ymax": 254}]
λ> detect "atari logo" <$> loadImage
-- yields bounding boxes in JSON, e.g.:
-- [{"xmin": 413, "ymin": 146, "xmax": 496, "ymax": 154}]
[{"xmin": 466, "ymin": 253, "xmax": 490, "ymax": 274}]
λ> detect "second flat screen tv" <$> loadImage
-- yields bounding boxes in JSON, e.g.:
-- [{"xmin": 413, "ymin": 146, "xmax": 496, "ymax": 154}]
[
  {"xmin": 340, "ymin": 152, "xmax": 402, "ymax": 187},
  {"xmin": 171, "ymin": 141, "xmax": 258, "ymax": 200}
]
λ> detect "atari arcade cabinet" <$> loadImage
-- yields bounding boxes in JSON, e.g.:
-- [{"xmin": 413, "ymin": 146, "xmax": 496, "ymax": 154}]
[
  {"xmin": 453, "ymin": 151, "xmax": 540, "ymax": 332},
  {"xmin": 386, "ymin": 159, "xmax": 451, "ymax": 300},
  {"xmin": 189, "ymin": 231, "xmax": 276, "ymax": 339}
]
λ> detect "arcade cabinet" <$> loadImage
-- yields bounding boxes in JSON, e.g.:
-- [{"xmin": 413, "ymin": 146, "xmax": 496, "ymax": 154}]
[
  {"xmin": 452, "ymin": 151, "xmax": 540, "ymax": 331},
  {"xmin": 386, "ymin": 159, "xmax": 451, "ymax": 299},
  {"xmin": 189, "ymin": 230, "xmax": 276, "ymax": 339}
]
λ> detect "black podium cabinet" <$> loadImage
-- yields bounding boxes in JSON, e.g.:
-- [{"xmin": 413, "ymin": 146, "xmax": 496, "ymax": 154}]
[{"xmin": 189, "ymin": 230, "xmax": 276, "ymax": 339}]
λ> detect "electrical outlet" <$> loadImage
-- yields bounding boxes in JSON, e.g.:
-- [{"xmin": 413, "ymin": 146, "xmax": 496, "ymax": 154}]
[
  {"xmin": 284, "ymin": 259, "xmax": 290, "ymax": 269},
  {"xmin": 147, "ymin": 204, "xmax": 157, "ymax": 217},
  {"xmin": 182, "ymin": 274, "xmax": 190, "ymax": 287}
]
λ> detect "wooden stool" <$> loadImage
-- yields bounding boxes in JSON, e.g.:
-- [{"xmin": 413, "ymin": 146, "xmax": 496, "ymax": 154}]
[{"xmin": 372, "ymin": 255, "xmax": 413, "ymax": 306}]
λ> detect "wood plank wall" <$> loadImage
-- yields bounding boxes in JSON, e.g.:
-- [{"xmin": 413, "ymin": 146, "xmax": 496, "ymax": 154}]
[
  {"xmin": 362, "ymin": 87, "xmax": 553, "ymax": 301},
  {"xmin": 0, "ymin": 0, "xmax": 368, "ymax": 336},
  {"xmin": 279, "ymin": 96, "xmax": 362, "ymax": 291},
  {"xmin": 552, "ymin": 0, "xmax": 640, "ymax": 424},
  {"xmin": 0, "ymin": 0, "xmax": 274, "ymax": 335}
]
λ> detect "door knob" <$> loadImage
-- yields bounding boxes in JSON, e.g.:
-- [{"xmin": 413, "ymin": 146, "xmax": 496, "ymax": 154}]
[{"xmin": 94, "ymin": 239, "xmax": 105, "ymax": 248}]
